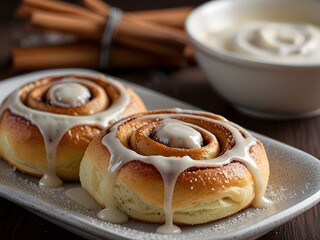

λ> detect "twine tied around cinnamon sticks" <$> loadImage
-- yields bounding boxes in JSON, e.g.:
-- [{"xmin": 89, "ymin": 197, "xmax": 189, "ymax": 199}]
[
  {"xmin": 100, "ymin": 7, "xmax": 122, "ymax": 69},
  {"xmin": 12, "ymin": 0, "xmax": 195, "ymax": 72}
]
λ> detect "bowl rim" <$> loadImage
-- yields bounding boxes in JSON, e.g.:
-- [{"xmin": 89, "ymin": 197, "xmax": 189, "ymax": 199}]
[{"xmin": 185, "ymin": 0, "xmax": 320, "ymax": 68}]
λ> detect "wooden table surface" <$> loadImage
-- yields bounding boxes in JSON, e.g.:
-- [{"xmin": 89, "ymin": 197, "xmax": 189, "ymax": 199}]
[{"xmin": 0, "ymin": 1, "xmax": 319, "ymax": 240}]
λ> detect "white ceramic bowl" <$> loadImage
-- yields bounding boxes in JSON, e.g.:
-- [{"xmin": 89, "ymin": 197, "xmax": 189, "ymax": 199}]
[{"xmin": 185, "ymin": 0, "xmax": 320, "ymax": 119}]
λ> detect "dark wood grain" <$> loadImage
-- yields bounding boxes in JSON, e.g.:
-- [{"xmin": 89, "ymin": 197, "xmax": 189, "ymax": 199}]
[{"xmin": 0, "ymin": 1, "xmax": 319, "ymax": 240}]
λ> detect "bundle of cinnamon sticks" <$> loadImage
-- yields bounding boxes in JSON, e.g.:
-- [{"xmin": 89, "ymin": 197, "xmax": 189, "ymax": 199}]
[{"xmin": 12, "ymin": 0, "xmax": 195, "ymax": 72}]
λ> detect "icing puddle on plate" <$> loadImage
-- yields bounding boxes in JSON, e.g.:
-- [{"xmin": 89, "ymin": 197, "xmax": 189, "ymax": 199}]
[{"xmin": 0, "ymin": 153, "xmax": 308, "ymax": 239}]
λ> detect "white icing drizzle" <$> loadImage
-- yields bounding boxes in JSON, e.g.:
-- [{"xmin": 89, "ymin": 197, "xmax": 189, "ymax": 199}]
[
  {"xmin": 0, "ymin": 76, "xmax": 130, "ymax": 188},
  {"xmin": 233, "ymin": 22, "xmax": 320, "ymax": 58},
  {"xmin": 97, "ymin": 207, "xmax": 128, "ymax": 224},
  {"xmin": 152, "ymin": 122, "xmax": 203, "ymax": 149},
  {"xmin": 100, "ymin": 110, "xmax": 272, "ymax": 234},
  {"xmin": 97, "ymin": 168, "xmax": 129, "ymax": 223},
  {"xmin": 47, "ymin": 82, "xmax": 91, "ymax": 107}
]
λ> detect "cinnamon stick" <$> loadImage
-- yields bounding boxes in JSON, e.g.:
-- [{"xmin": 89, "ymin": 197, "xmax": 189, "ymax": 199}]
[
  {"xmin": 118, "ymin": 16, "xmax": 187, "ymax": 45},
  {"xmin": 82, "ymin": 0, "xmax": 111, "ymax": 17},
  {"xmin": 15, "ymin": 0, "xmax": 53, "ymax": 18},
  {"xmin": 82, "ymin": 0, "xmax": 192, "ymax": 29},
  {"xmin": 24, "ymin": 0, "xmax": 105, "ymax": 24},
  {"xmin": 11, "ymin": 43, "xmax": 182, "ymax": 72},
  {"xmin": 30, "ymin": 11, "xmax": 102, "ymax": 40},
  {"xmin": 127, "ymin": 7, "xmax": 192, "ymax": 29},
  {"xmin": 12, "ymin": 43, "xmax": 99, "ymax": 71},
  {"xmin": 115, "ymin": 16, "xmax": 188, "ymax": 57}
]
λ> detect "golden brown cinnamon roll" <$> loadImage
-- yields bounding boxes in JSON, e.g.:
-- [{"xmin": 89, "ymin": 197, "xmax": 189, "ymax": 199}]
[
  {"xmin": 0, "ymin": 74, "xmax": 146, "ymax": 187},
  {"xmin": 79, "ymin": 109, "xmax": 270, "ymax": 233}
]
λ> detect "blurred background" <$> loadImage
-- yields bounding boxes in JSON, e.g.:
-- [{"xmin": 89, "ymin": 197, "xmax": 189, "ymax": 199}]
[{"xmin": 0, "ymin": 0, "xmax": 205, "ymax": 78}]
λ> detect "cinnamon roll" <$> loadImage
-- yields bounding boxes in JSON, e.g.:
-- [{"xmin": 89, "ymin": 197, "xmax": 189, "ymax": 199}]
[
  {"xmin": 0, "ymin": 74, "xmax": 146, "ymax": 187},
  {"xmin": 79, "ymin": 109, "xmax": 270, "ymax": 233}
]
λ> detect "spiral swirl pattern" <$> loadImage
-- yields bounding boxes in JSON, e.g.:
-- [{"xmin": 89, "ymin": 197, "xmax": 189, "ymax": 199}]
[
  {"xmin": 0, "ymin": 74, "xmax": 146, "ymax": 187},
  {"xmin": 80, "ymin": 109, "xmax": 270, "ymax": 234}
]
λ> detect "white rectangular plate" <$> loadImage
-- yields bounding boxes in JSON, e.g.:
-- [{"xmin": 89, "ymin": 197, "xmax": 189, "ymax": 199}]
[{"xmin": 0, "ymin": 69, "xmax": 320, "ymax": 240}]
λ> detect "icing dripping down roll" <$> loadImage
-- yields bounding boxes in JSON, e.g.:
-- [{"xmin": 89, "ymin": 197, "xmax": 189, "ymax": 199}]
[
  {"xmin": 79, "ymin": 109, "xmax": 271, "ymax": 234},
  {"xmin": 0, "ymin": 74, "xmax": 147, "ymax": 187}
]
